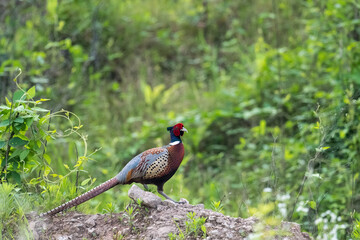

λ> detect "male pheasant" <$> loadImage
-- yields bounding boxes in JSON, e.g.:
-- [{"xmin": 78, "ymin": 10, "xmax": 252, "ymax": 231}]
[{"xmin": 41, "ymin": 123, "xmax": 188, "ymax": 216}]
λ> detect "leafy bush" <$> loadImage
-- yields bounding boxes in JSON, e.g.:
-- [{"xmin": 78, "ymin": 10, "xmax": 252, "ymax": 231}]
[{"xmin": 0, "ymin": 82, "xmax": 98, "ymax": 237}]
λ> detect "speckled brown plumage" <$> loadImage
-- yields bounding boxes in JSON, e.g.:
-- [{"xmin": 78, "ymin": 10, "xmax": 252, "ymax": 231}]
[{"xmin": 144, "ymin": 151, "xmax": 169, "ymax": 179}]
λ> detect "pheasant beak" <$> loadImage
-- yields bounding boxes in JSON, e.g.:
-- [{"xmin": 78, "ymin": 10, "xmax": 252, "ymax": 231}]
[{"xmin": 180, "ymin": 127, "xmax": 188, "ymax": 133}]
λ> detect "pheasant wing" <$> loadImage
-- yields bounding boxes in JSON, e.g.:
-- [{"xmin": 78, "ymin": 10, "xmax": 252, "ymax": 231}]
[{"xmin": 115, "ymin": 147, "xmax": 169, "ymax": 183}]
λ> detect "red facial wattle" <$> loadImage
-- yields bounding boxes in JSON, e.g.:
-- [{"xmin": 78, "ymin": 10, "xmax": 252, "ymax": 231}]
[{"xmin": 173, "ymin": 123, "xmax": 184, "ymax": 137}]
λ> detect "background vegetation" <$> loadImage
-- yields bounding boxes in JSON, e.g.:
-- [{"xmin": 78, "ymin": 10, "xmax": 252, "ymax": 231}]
[{"xmin": 1, "ymin": 0, "xmax": 360, "ymax": 239}]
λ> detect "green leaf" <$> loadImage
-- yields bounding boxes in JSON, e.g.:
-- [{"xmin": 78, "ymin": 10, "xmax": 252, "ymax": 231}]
[
  {"xmin": 309, "ymin": 201, "xmax": 317, "ymax": 210},
  {"xmin": 20, "ymin": 149, "xmax": 30, "ymax": 161},
  {"xmin": 5, "ymin": 97, "xmax": 11, "ymax": 107},
  {"xmin": 27, "ymin": 86, "xmax": 36, "ymax": 99},
  {"xmin": 81, "ymin": 178, "xmax": 91, "ymax": 186},
  {"xmin": 25, "ymin": 117, "xmax": 34, "ymax": 127},
  {"xmin": 0, "ymin": 141, "xmax": 6, "ymax": 148},
  {"xmin": 0, "ymin": 106, "xmax": 11, "ymax": 110},
  {"xmin": 32, "ymin": 107, "xmax": 50, "ymax": 112},
  {"xmin": 36, "ymin": 140, "xmax": 42, "ymax": 148},
  {"xmin": 201, "ymin": 225, "xmax": 207, "ymax": 234},
  {"xmin": 143, "ymin": 83, "xmax": 152, "ymax": 105},
  {"xmin": 47, "ymin": 0, "xmax": 58, "ymax": 19},
  {"xmin": 13, "ymin": 90, "xmax": 26, "ymax": 102},
  {"xmin": 0, "ymin": 119, "xmax": 10, "ymax": 127},
  {"xmin": 43, "ymin": 154, "xmax": 51, "ymax": 164},
  {"xmin": 14, "ymin": 117, "xmax": 24, "ymax": 123},
  {"xmin": 35, "ymin": 98, "xmax": 50, "ymax": 104},
  {"xmin": 9, "ymin": 148, "xmax": 23, "ymax": 159},
  {"xmin": 9, "ymin": 171, "xmax": 21, "ymax": 184},
  {"xmin": 9, "ymin": 137, "xmax": 29, "ymax": 147},
  {"xmin": 354, "ymin": 173, "xmax": 359, "ymax": 181},
  {"xmin": 13, "ymin": 123, "xmax": 23, "ymax": 131},
  {"xmin": 64, "ymin": 164, "xmax": 70, "ymax": 170},
  {"xmin": 44, "ymin": 166, "xmax": 51, "ymax": 176}
]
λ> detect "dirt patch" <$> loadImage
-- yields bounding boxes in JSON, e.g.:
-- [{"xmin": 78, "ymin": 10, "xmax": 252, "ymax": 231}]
[{"xmin": 27, "ymin": 185, "xmax": 312, "ymax": 239}]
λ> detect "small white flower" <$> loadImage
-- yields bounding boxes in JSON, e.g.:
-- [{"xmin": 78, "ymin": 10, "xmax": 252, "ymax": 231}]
[
  {"xmin": 314, "ymin": 218, "xmax": 322, "ymax": 225},
  {"xmin": 277, "ymin": 194, "xmax": 290, "ymax": 201},
  {"xmin": 278, "ymin": 203, "xmax": 287, "ymax": 217},
  {"xmin": 263, "ymin": 187, "xmax": 272, "ymax": 193},
  {"xmin": 296, "ymin": 205, "xmax": 309, "ymax": 213}
]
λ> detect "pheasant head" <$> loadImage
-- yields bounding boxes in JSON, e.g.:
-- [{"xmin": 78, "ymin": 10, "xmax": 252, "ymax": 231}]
[{"xmin": 167, "ymin": 123, "xmax": 188, "ymax": 144}]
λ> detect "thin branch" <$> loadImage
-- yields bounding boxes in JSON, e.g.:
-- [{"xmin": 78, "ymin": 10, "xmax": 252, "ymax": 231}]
[
  {"xmin": 2, "ymin": 131, "xmax": 15, "ymax": 181},
  {"xmin": 75, "ymin": 144, "xmax": 80, "ymax": 194}
]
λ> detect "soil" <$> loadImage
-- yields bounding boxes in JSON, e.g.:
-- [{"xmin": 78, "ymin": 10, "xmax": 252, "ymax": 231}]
[{"xmin": 26, "ymin": 185, "xmax": 312, "ymax": 240}]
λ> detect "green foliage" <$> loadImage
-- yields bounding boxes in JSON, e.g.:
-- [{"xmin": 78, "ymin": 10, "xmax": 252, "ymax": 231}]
[
  {"xmin": 169, "ymin": 212, "xmax": 207, "ymax": 239},
  {"xmin": 0, "ymin": 182, "xmax": 33, "ymax": 238},
  {"xmin": 102, "ymin": 202, "xmax": 116, "ymax": 218},
  {"xmin": 122, "ymin": 204, "xmax": 139, "ymax": 231},
  {"xmin": 136, "ymin": 198, "xmax": 144, "ymax": 207},
  {"xmin": 0, "ymin": 182, "xmax": 18, "ymax": 238},
  {"xmin": 0, "ymin": 82, "xmax": 98, "ymax": 237},
  {"xmin": 211, "ymin": 200, "xmax": 223, "ymax": 213},
  {"xmin": 168, "ymin": 230, "xmax": 185, "ymax": 240},
  {"xmin": 353, "ymin": 212, "xmax": 360, "ymax": 239},
  {"xmin": 0, "ymin": 78, "xmax": 51, "ymax": 183},
  {"xmin": 248, "ymin": 202, "xmax": 290, "ymax": 239},
  {"xmin": 185, "ymin": 212, "xmax": 207, "ymax": 239},
  {"xmin": 1, "ymin": 0, "xmax": 360, "ymax": 239},
  {"xmin": 113, "ymin": 232, "xmax": 125, "ymax": 240}
]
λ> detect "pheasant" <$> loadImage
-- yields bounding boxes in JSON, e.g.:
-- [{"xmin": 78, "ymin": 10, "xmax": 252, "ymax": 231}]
[{"xmin": 40, "ymin": 123, "xmax": 188, "ymax": 216}]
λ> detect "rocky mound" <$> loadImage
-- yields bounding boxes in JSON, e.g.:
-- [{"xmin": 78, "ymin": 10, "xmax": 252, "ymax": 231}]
[{"xmin": 27, "ymin": 185, "xmax": 311, "ymax": 239}]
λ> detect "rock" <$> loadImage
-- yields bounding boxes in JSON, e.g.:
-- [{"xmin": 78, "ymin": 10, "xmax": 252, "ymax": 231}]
[
  {"xmin": 162, "ymin": 199, "xmax": 176, "ymax": 206},
  {"xmin": 208, "ymin": 215, "xmax": 216, "ymax": 221},
  {"xmin": 216, "ymin": 217, "xmax": 224, "ymax": 224},
  {"xmin": 281, "ymin": 221, "xmax": 312, "ymax": 240},
  {"xmin": 156, "ymin": 226, "xmax": 176, "ymax": 237},
  {"xmin": 226, "ymin": 232, "xmax": 234, "ymax": 238},
  {"xmin": 209, "ymin": 229, "xmax": 220, "ymax": 236},
  {"xmin": 128, "ymin": 185, "xmax": 162, "ymax": 208},
  {"xmin": 156, "ymin": 204, "xmax": 167, "ymax": 211},
  {"xmin": 84, "ymin": 215, "xmax": 97, "ymax": 227},
  {"xmin": 196, "ymin": 203, "xmax": 205, "ymax": 209},
  {"xmin": 25, "ymin": 187, "xmax": 311, "ymax": 240},
  {"xmin": 179, "ymin": 198, "xmax": 189, "ymax": 204},
  {"xmin": 55, "ymin": 235, "xmax": 72, "ymax": 240}
]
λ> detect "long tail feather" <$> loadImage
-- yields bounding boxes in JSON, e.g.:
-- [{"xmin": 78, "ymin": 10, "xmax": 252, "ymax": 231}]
[{"xmin": 40, "ymin": 177, "xmax": 120, "ymax": 216}]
